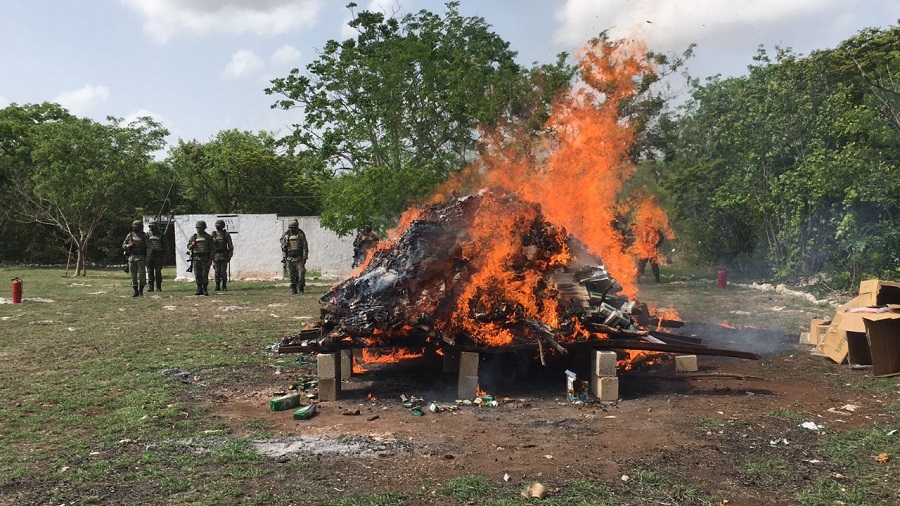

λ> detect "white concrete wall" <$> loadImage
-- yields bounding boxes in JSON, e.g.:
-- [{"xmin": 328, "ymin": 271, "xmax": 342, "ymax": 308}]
[{"xmin": 173, "ymin": 214, "xmax": 355, "ymax": 281}]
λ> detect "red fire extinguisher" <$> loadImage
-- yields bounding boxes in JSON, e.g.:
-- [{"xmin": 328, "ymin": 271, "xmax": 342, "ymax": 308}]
[{"xmin": 12, "ymin": 277, "xmax": 23, "ymax": 303}]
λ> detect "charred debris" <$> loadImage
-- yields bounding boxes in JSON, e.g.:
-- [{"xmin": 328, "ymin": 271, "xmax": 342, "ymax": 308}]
[{"xmin": 276, "ymin": 191, "xmax": 758, "ymax": 361}]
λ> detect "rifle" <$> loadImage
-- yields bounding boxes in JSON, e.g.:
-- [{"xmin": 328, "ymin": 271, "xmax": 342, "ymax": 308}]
[
  {"xmin": 123, "ymin": 250, "xmax": 129, "ymax": 273},
  {"xmin": 186, "ymin": 251, "xmax": 194, "ymax": 273}
]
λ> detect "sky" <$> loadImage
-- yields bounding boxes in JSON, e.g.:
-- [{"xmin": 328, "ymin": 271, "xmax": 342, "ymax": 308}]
[{"xmin": 2, "ymin": 0, "xmax": 897, "ymax": 152}]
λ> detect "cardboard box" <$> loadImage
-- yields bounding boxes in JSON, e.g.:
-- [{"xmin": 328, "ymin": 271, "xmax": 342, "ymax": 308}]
[
  {"xmin": 802, "ymin": 318, "xmax": 830, "ymax": 345},
  {"xmin": 863, "ymin": 317, "xmax": 900, "ymax": 377},
  {"xmin": 858, "ymin": 279, "xmax": 900, "ymax": 306},
  {"xmin": 822, "ymin": 296, "xmax": 866, "ymax": 363},
  {"xmin": 821, "ymin": 287, "xmax": 899, "ymax": 363},
  {"xmin": 834, "ymin": 307, "xmax": 900, "ymax": 374}
]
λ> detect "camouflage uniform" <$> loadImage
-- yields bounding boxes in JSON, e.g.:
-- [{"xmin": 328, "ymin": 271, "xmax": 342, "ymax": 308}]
[
  {"xmin": 122, "ymin": 220, "xmax": 148, "ymax": 297},
  {"xmin": 211, "ymin": 219, "xmax": 234, "ymax": 291},
  {"xmin": 146, "ymin": 220, "xmax": 167, "ymax": 292},
  {"xmin": 280, "ymin": 219, "xmax": 309, "ymax": 294},
  {"xmin": 187, "ymin": 220, "xmax": 213, "ymax": 296},
  {"xmin": 352, "ymin": 224, "xmax": 379, "ymax": 268}
]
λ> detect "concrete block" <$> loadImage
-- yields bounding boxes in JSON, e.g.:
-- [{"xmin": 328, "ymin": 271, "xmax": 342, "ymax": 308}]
[
  {"xmin": 317, "ymin": 378, "xmax": 340, "ymax": 401},
  {"xmin": 590, "ymin": 376, "xmax": 619, "ymax": 401},
  {"xmin": 592, "ymin": 350, "xmax": 618, "ymax": 377},
  {"xmin": 317, "ymin": 352, "xmax": 340, "ymax": 379},
  {"xmin": 340, "ymin": 349, "xmax": 352, "ymax": 379},
  {"xmin": 443, "ymin": 351, "xmax": 460, "ymax": 373},
  {"xmin": 675, "ymin": 355, "xmax": 698, "ymax": 373},
  {"xmin": 459, "ymin": 352, "xmax": 480, "ymax": 377},
  {"xmin": 458, "ymin": 375, "xmax": 479, "ymax": 399}
]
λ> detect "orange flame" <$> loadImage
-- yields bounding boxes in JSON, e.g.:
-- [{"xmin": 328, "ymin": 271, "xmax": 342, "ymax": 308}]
[
  {"xmin": 475, "ymin": 384, "xmax": 488, "ymax": 398},
  {"xmin": 343, "ymin": 37, "xmax": 675, "ymax": 363},
  {"xmin": 367, "ymin": 392, "xmax": 377, "ymax": 402},
  {"xmin": 654, "ymin": 306, "xmax": 682, "ymax": 332},
  {"xmin": 352, "ymin": 356, "xmax": 367, "ymax": 374},
  {"xmin": 617, "ymin": 350, "xmax": 665, "ymax": 370},
  {"xmin": 360, "ymin": 347, "xmax": 425, "ymax": 364},
  {"xmin": 628, "ymin": 196, "xmax": 675, "ymax": 266}
]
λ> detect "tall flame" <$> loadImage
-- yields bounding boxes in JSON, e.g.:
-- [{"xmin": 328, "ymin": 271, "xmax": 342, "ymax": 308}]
[
  {"xmin": 332, "ymin": 37, "xmax": 678, "ymax": 368},
  {"xmin": 434, "ymin": 37, "xmax": 658, "ymax": 298}
]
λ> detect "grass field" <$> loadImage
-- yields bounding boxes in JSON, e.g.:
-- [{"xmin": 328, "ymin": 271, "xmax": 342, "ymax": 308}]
[{"xmin": 0, "ymin": 266, "xmax": 897, "ymax": 505}]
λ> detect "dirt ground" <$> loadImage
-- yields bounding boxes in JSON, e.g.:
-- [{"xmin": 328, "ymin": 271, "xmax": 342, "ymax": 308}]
[{"xmin": 201, "ymin": 310, "xmax": 897, "ymax": 505}]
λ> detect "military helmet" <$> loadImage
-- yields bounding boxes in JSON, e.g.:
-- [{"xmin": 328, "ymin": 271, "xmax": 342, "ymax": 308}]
[
  {"xmin": 196, "ymin": 220, "xmax": 207, "ymax": 229},
  {"xmin": 132, "ymin": 220, "xmax": 142, "ymax": 227},
  {"xmin": 215, "ymin": 219, "xmax": 226, "ymax": 229},
  {"xmin": 288, "ymin": 218, "xmax": 299, "ymax": 228}
]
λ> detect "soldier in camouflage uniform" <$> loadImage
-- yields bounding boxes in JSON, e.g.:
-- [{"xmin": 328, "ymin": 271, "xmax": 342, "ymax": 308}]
[
  {"xmin": 122, "ymin": 220, "xmax": 148, "ymax": 297},
  {"xmin": 211, "ymin": 219, "xmax": 234, "ymax": 291},
  {"xmin": 280, "ymin": 218, "xmax": 309, "ymax": 294},
  {"xmin": 187, "ymin": 220, "xmax": 213, "ymax": 296},
  {"xmin": 146, "ymin": 220, "xmax": 167, "ymax": 292},
  {"xmin": 352, "ymin": 223, "xmax": 379, "ymax": 268}
]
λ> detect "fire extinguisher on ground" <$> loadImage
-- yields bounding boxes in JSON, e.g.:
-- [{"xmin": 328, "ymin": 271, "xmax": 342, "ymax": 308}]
[{"xmin": 12, "ymin": 277, "xmax": 23, "ymax": 303}]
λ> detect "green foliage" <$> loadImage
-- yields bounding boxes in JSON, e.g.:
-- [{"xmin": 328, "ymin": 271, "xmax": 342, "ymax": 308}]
[
  {"xmin": 664, "ymin": 24, "xmax": 900, "ymax": 286},
  {"xmin": 168, "ymin": 129, "xmax": 327, "ymax": 216},
  {"xmin": 267, "ymin": 2, "xmax": 572, "ymax": 235},
  {"xmin": 0, "ymin": 103, "xmax": 168, "ymax": 273}
]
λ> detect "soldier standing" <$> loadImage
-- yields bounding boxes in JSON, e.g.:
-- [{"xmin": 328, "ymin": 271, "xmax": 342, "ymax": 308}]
[
  {"xmin": 146, "ymin": 220, "xmax": 167, "ymax": 292},
  {"xmin": 122, "ymin": 220, "xmax": 148, "ymax": 297},
  {"xmin": 211, "ymin": 219, "xmax": 234, "ymax": 291},
  {"xmin": 280, "ymin": 218, "xmax": 309, "ymax": 294},
  {"xmin": 187, "ymin": 220, "xmax": 213, "ymax": 296},
  {"xmin": 352, "ymin": 223, "xmax": 379, "ymax": 268}
]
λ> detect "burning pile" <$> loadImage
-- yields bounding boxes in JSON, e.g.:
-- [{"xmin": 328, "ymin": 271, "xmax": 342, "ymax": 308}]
[
  {"xmin": 318, "ymin": 190, "xmax": 641, "ymax": 352},
  {"xmin": 277, "ymin": 38, "xmax": 758, "ymax": 363}
]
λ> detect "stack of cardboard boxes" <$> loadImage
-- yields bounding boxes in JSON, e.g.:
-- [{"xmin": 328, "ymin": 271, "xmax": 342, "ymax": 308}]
[{"xmin": 802, "ymin": 280, "xmax": 900, "ymax": 377}]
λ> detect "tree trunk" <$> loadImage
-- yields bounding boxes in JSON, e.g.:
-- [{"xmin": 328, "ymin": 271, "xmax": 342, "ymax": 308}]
[{"xmin": 74, "ymin": 237, "xmax": 89, "ymax": 277}]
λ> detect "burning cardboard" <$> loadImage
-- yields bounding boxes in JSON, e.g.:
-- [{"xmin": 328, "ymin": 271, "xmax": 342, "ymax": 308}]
[{"xmin": 317, "ymin": 190, "xmax": 637, "ymax": 352}]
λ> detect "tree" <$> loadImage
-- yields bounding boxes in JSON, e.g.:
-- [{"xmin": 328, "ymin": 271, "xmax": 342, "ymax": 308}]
[
  {"xmin": 0, "ymin": 103, "xmax": 75, "ymax": 259},
  {"xmin": 266, "ymin": 2, "xmax": 570, "ymax": 234},
  {"xmin": 168, "ymin": 129, "xmax": 327, "ymax": 216},
  {"xmin": 664, "ymin": 24, "xmax": 900, "ymax": 286},
  {"xmin": 7, "ymin": 105, "xmax": 168, "ymax": 276}
]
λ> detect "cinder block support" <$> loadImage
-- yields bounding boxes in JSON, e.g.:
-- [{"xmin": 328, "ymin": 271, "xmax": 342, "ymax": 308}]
[
  {"xmin": 458, "ymin": 352, "xmax": 479, "ymax": 399},
  {"xmin": 590, "ymin": 350, "xmax": 619, "ymax": 401},
  {"xmin": 675, "ymin": 354, "xmax": 698, "ymax": 373},
  {"xmin": 592, "ymin": 376, "xmax": 619, "ymax": 401},
  {"xmin": 317, "ymin": 352, "xmax": 341, "ymax": 401},
  {"xmin": 443, "ymin": 350, "xmax": 460, "ymax": 373},
  {"xmin": 340, "ymin": 349, "xmax": 352, "ymax": 379},
  {"xmin": 592, "ymin": 350, "xmax": 618, "ymax": 377}
]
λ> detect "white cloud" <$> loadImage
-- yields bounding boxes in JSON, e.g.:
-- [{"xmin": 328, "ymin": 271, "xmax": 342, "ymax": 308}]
[
  {"xmin": 554, "ymin": 0, "xmax": 846, "ymax": 53},
  {"xmin": 271, "ymin": 44, "xmax": 302, "ymax": 66},
  {"xmin": 221, "ymin": 50, "xmax": 266, "ymax": 80},
  {"xmin": 54, "ymin": 85, "xmax": 110, "ymax": 115},
  {"xmin": 120, "ymin": 0, "xmax": 326, "ymax": 44}
]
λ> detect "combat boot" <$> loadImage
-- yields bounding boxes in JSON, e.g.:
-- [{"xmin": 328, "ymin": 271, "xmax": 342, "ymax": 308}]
[
  {"xmin": 132, "ymin": 287, "xmax": 139, "ymax": 297},
  {"xmin": 291, "ymin": 284, "xmax": 298, "ymax": 295},
  {"xmin": 298, "ymin": 285, "xmax": 305, "ymax": 293},
  {"xmin": 156, "ymin": 281, "xmax": 161, "ymax": 291},
  {"xmin": 222, "ymin": 281, "xmax": 227, "ymax": 291},
  {"xmin": 139, "ymin": 286, "xmax": 144, "ymax": 296},
  {"xmin": 203, "ymin": 284, "xmax": 210, "ymax": 296},
  {"xmin": 215, "ymin": 282, "xmax": 221, "ymax": 292},
  {"xmin": 148, "ymin": 285, "xmax": 154, "ymax": 292},
  {"xmin": 194, "ymin": 285, "xmax": 203, "ymax": 296}
]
